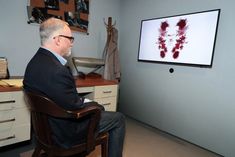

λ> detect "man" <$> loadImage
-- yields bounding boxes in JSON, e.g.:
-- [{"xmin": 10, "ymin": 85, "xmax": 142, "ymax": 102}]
[{"xmin": 23, "ymin": 18, "xmax": 125, "ymax": 157}]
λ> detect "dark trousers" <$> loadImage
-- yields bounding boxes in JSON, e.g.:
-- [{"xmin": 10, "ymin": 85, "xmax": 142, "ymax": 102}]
[{"xmin": 98, "ymin": 111, "xmax": 126, "ymax": 157}]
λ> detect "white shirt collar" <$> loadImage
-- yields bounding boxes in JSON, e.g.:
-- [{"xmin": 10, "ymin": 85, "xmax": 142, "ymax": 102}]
[{"xmin": 41, "ymin": 47, "xmax": 67, "ymax": 65}]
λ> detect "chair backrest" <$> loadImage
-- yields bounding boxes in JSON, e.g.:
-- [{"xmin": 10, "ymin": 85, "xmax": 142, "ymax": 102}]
[{"xmin": 23, "ymin": 89, "xmax": 102, "ymax": 156}]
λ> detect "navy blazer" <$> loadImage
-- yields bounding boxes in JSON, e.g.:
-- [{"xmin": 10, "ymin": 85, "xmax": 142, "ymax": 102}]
[{"xmin": 23, "ymin": 48, "xmax": 88, "ymax": 148}]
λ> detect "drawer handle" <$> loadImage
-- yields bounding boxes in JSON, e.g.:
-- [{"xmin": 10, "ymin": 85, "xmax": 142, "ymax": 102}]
[
  {"xmin": 0, "ymin": 135, "xmax": 16, "ymax": 142},
  {"xmin": 0, "ymin": 100, "xmax": 16, "ymax": 104},
  {"xmin": 103, "ymin": 91, "xmax": 112, "ymax": 94},
  {"xmin": 0, "ymin": 118, "xmax": 15, "ymax": 123},
  {"xmin": 102, "ymin": 103, "xmax": 111, "ymax": 106}
]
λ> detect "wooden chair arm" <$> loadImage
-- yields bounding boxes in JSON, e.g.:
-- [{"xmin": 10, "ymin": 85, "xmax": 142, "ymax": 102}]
[{"xmin": 67, "ymin": 102, "xmax": 102, "ymax": 119}]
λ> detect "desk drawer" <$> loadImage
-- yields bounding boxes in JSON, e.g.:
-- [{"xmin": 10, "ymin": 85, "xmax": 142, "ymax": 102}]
[
  {"xmin": 0, "ymin": 92, "xmax": 14, "ymax": 111},
  {"xmin": 0, "ymin": 92, "xmax": 12, "ymax": 102},
  {"xmin": 94, "ymin": 85, "xmax": 117, "ymax": 98},
  {"xmin": 76, "ymin": 87, "xmax": 94, "ymax": 94},
  {"xmin": 0, "ymin": 124, "xmax": 31, "ymax": 147},
  {"xmin": 0, "ymin": 108, "xmax": 30, "ymax": 131},
  {"xmin": 0, "ymin": 91, "xmax": 26, "ymax": 109},
  {"xmin": 94, "ymin": 97, "xmax": 117, "ymax": 112}
]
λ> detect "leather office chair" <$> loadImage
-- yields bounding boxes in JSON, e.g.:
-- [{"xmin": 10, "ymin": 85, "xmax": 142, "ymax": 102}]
[{"xmin": 23, "ymin": 90, "xmax": 108, "ymax": 157}]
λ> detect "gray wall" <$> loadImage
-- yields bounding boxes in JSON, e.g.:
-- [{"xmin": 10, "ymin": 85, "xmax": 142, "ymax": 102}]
[
  {"xmin": 0, "ymin": 0, "xmax": 120, "ymax": 75},
  {"xmin": 118, "ymin": 0, "xmax": 235, "ymax": 157}
]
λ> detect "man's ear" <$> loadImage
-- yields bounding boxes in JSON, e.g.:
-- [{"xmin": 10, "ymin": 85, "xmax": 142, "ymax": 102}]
[{"xmin": 54, "ymin": 36, "xmax": 61, "ymax": 46}]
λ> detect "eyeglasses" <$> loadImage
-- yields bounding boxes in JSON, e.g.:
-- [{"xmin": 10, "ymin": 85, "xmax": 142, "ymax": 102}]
[{"xmin": 56, "ymin": 35, "xmax": 74, "ymax": 43}]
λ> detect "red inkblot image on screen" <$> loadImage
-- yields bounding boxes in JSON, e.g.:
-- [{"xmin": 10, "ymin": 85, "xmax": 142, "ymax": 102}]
[
  {"xmin": 138, "ymin": 9, "xmax": 220, "ymax": 67},
  {"xmin": 157, "ymin": 19, "xmax": 188, "ymax": 59}
]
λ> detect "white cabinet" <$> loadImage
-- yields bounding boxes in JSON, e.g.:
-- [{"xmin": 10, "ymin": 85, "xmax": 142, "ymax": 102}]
[
  {"xmin": 77, "ymin": 84, "xmax": 118, "ymax": 112},
  {"xmin": 0, "ymin": 91, "xmax": 30, "ymax": 147}
]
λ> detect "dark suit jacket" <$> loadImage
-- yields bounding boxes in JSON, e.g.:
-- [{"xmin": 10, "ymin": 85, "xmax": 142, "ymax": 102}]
[{"xmin": 23, "ymin": 47, "xmax": 88, "ymax": 148}]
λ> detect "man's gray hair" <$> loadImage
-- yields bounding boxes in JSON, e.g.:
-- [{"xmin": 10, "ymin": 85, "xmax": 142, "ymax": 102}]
[{"xmin": 39, "ymin": 18, "xmax": 68, "ymax": 45}]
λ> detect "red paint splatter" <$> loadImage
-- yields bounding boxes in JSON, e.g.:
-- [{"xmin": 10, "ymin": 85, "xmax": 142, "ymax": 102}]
[
  {"xmin": 172, "ymin": 19, "xmax": 188, "ymax": 59},
  {"xmin": 157, "ymin": 21, "xmax": 169, "ymax": 58}
]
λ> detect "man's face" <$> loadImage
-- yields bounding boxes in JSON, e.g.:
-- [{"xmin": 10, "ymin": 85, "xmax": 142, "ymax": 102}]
[{"xmin": 59, "ymin": 26, "xmax": 74, "ymax": 57}]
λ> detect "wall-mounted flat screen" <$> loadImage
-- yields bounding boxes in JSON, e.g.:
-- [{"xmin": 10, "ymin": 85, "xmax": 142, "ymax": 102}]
[{"xmin": 138, "ymin": 9, "xmax": 220, "ymax": 67}]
